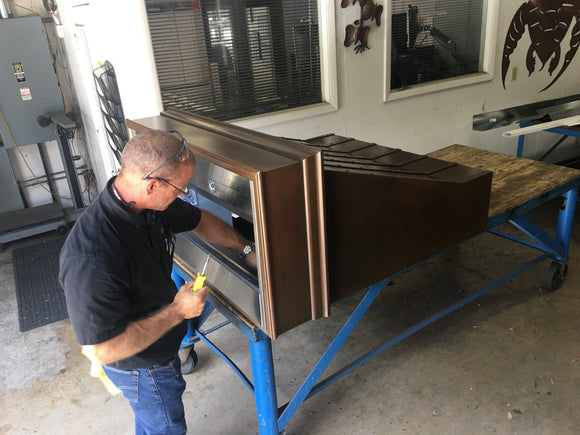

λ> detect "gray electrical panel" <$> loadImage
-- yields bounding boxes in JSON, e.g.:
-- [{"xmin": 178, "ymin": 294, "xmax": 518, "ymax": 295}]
[
  {"xmin": 0, "ymin": 16, "xmax": 85, "ymax": 249},
  {"xmin": 0, "ymin": 16, "xmax": 64, "ymax": 147}
]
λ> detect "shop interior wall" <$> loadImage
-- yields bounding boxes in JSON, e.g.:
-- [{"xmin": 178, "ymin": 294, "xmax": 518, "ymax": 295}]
[{"xmin": 9, "ymin": 0, "xmax": 580, "ymax": 194}]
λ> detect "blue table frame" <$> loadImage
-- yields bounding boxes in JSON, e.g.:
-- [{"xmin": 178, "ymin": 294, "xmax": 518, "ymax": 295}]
[
  {"xmin": 172, "ymin": 181, "xmax": 580, "ymax": 434},
  {"xmin": 516, "ymin": 121, "xmax": 580, "ymax": 161}
]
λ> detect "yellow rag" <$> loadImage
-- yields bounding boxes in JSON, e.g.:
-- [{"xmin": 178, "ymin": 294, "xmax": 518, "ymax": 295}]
[{"xmin": 90, "ymin": 362, "xmax": 121, "ymax": 396}]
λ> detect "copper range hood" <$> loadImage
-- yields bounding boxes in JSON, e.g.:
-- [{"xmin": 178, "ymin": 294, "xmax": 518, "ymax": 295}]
[
  {"xmin": 127, "ymin": 111, "xmax": 492, "ymax": 338},
  {"xmin": 126, "ymin": 111, "xmax": 327, "ymax": 339}
]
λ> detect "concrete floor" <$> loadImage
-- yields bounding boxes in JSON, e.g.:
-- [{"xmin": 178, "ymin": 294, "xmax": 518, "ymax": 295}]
[{"xmin": 0, "ymin": 198, "xmax": 579, "ymax": 434}]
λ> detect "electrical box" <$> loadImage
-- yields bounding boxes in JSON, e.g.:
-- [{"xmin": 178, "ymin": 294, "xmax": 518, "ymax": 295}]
[
  {"xmin": 0, "ymin": 16, "xmax": 85, "ymax": 248},
  {"xmin": 0, "ymin": 16, "xmax": 64, "ymax": 147}
]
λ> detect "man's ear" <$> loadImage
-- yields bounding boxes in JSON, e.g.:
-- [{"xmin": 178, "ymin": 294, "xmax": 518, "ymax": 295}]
[{"xmin": 145, "ymin": 178, "xmax": 158, "ymax": 195}]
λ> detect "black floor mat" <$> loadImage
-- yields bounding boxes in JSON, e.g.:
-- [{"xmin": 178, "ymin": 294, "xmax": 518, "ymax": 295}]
[{"xmin": 13, "ymin": 237, "xmax": 68, "ymax": 332}]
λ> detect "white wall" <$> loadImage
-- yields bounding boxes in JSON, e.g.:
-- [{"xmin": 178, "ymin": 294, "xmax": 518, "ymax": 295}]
[
  {"xmin": 54, "ymin": 0, "xmax": 164, "ymax": 189},
  {"xmin": 256, "ymin": 0, "xmax": 580, "ymax": 156},
  {"xmin": 53, "ymin": 0, "xmax": 580, "ymax": 191}
]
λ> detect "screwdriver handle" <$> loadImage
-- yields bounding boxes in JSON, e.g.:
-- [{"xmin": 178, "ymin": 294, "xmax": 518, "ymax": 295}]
[{"xmin": 192, "ymin": 273, "xmax": 206, "ymax": 292}]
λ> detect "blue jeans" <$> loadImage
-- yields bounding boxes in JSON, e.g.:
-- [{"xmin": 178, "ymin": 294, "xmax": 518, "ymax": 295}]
[{"xmin": 103, "ymin": 356, "xmax": 187, "ymax": 435}]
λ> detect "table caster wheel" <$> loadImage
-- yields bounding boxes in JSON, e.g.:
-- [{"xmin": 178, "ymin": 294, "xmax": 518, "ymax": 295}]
[
  {"xmin": 56, "ymin": 224, "xmax": 69, "ymax": 236},
  {"xmin": 543, "ymin": 262, "xmax": 568, "ymax": 292}
]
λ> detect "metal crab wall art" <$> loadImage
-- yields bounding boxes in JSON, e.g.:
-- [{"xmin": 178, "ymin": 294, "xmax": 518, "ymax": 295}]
[{"xmin": 502, "ymin": 1, "xmax": 580, "ymax": 91}]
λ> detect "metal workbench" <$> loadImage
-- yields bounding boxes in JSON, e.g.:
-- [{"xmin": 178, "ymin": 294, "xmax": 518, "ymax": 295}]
[
  {"xmin": 172, "ymin": 144, "xmax": 580, "ymax": 434},
  {"xmin": 515, "ymin": 121, "xmax": 580, "ymax": 164}
]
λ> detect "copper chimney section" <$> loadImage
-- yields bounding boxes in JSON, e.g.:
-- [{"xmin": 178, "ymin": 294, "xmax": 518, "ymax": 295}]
[
  {"xmin": 127, "ymin": 114, "xmax": 492, "ymax": 339},
  {"xmin": 301, "ymin": 134, "xmax": 492, "ymax": 302},
  {"xmin": 126, "ymin": 111, "xmax": 327, "ymax": 339}
]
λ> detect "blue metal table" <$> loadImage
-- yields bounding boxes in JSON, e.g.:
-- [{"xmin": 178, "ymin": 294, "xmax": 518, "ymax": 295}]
[
  {"xmin": 172, "ymin": 145, "xmax": 580, "ymax": 434},
  {"xmin": 516, "ymin": 121, "xmax": 580, "ymax": 162}
]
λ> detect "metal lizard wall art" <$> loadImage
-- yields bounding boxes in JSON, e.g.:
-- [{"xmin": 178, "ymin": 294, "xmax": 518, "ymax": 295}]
[{"xmin": 342, "ymin": 0, "xmax": 384, "ymax": 53}]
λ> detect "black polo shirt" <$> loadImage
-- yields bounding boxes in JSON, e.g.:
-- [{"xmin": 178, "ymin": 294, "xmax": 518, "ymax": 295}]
[{"xmin": 59, "ymin": 177, "xmax": 201, "ymax": 370}]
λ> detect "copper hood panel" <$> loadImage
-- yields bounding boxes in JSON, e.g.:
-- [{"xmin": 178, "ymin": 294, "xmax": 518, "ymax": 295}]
[
  {"xmin": 126, "ymin": 111, "xmax": 327, "ymax": 339},
  {"xmin": 300, "ymin": 134, "xmax": 492, "ymax": 302},
  {"xmin": 127, "ymin": 115, "xmax": 491, "ymax": 338}
]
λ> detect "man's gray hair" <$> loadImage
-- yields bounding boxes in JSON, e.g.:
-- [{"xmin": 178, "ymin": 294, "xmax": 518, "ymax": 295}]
[{"xmin": 119, "ymin": 130, "xmax": 189, "ymax": 179}]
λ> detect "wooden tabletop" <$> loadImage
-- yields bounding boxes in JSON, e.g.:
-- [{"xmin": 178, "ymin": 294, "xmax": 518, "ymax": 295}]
[{"xmin": 428, "ymin": 145, "xmax": 580, "ymax": 218}]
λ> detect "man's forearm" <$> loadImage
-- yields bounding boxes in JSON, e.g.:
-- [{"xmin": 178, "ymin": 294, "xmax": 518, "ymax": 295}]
[
  {"xmin": 83, "ymin": 303, "xmax": 183, "ymax": 366},
  {"xmin": 194, "ymin": 210, "xmax": 248, "ymax": 252}
]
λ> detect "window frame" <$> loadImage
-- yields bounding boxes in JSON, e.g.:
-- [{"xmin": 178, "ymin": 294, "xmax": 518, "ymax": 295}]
[
  {"xmin": 383, "ymin": 0, "xmax": 500, "ymax": 102},
  {"xmin": 233, "ymin": 0, "xmax": 338, "ymax": 129},
  {"xmin": 145, "ymin": 0, "xmax": 338, "ymax": 127}
]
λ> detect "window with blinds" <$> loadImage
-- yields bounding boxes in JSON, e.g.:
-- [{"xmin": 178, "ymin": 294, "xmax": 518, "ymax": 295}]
[
  {"xmin": 390, "ymin": 1, "xmax": 486, "ymax": 90},
  {"xmin": 145, "ymin": 0, "xmax": 322, "ymax": 121}
]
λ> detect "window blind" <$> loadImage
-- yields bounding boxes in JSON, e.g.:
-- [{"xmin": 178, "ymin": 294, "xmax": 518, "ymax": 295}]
[
  {"xmin": 390, "ymin": 0, "xmax": 485, "ymax": 90},
  {"xmin": 146, "ymin": 0, "xmax": 322, "ymax": 121}
]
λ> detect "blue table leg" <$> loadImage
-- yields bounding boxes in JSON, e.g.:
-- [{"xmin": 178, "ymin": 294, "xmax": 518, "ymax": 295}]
[
  {"xmin": 249, "ymin": 330, "xmax": 279, "ymax": 434},
  {"xmin": 555, "ymin": 187, "xmax": 578, "ymax": 258},
  {"xmin": 517, "ymin": 133, "xmax": 525, "ymax": 157}
]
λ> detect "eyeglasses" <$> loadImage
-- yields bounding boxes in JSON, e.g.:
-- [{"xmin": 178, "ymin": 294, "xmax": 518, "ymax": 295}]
[
  {"xmin": 142, "ymin": 130, "xmax": 190, "ymax": 180},
  {"xmin": 155, "ymin": 177, "xmax": 190, "ymax": 196}
]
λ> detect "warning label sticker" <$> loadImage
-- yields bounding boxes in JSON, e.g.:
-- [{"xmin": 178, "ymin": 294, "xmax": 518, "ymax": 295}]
[
  {"xmin": 13, "ymin": 62, "xmax": 26, "ymax": 82},
  {"xmin": 20, "ymin": 87, "xmax": 32, "ymax": 101}
]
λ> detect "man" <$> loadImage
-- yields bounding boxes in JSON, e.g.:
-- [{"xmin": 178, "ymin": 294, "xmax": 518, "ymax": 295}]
[{"xmin": 59, "ymin": 130, "xmax": 256, "ymax": 434}]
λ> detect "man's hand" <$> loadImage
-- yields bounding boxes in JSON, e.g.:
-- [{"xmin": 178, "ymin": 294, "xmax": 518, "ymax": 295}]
[
  {"xmin": 81, "ymin": 282, "xmax": 209, "ymax": 366},
  {"xmin": 173, "ymin": 280, "xmax": 209, "ymax": 319}
]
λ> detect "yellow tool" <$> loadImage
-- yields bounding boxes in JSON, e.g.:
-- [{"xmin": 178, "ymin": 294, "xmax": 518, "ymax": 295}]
[{"xmin": 192, "ymin": 254, "xmax": 210, "ymax": 291}]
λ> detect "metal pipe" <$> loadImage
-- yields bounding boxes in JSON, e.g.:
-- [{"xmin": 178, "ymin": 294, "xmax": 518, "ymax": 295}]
[
  {"xmin": 503, "ymin": 115, "xmax": 580, "ymax": 137},
  {"xmin": 278, "ymin": 277, "xmax": 389, "ymax": 430},
  {"xmin": 555, "ymin": 187, "xmax": 578, "ymax": 257},
  {"xmin": 488, "ymin": 229, "xmax": 550, "ymax": 254},
  {"xmin": 510, "ymin": 215, "xmax": 567, "ymax": 261},
  {"xmin": 249, "ymin": 330, "xmax": 279, "ymax": 435},
  {"xmin": 0, "ymin": 0, "xmax": 12, "ymax": 18},
  {"xmin": 38, "ymin": 143, "xmax": 58, "ymax": 203},
  {"xmin": 197, "ymin": 330, "xmax": 255, "ymax": 392},
  {"xmin": 306, "ymin": 254, "xmax": 550, "ymax": 402}
]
